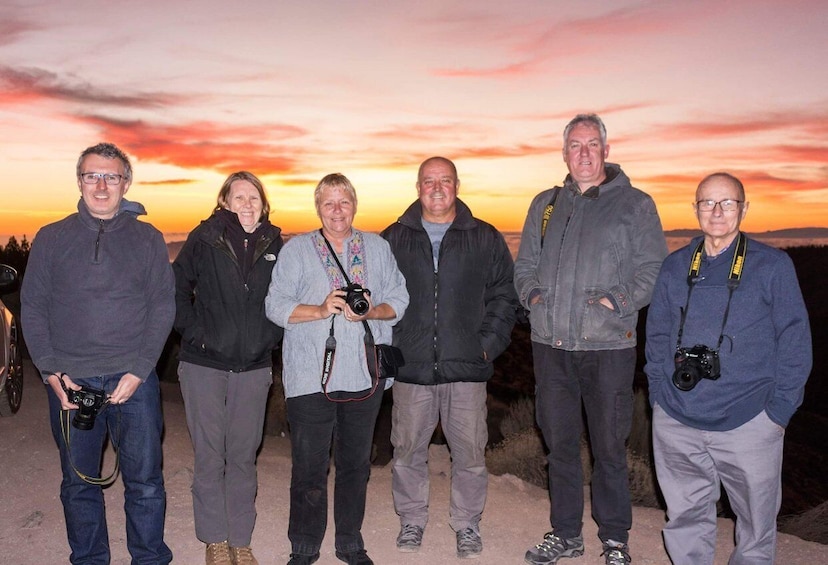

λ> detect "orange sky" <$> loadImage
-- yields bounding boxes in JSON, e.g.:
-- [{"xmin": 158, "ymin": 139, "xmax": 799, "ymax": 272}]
[{"xmin": 1, "ymin": 1, "xmax": 827, "ymax": 241}]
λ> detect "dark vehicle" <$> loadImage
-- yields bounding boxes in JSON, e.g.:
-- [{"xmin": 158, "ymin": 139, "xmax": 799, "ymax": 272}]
[{"xmin": 0, "ymin": 264, "xmax": 23, "ymax": 415}]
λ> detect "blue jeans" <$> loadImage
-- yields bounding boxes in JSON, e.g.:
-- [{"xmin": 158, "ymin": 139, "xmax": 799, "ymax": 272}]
[
  {"xmin": 286, "ymin": 390, "xmax": 383, "ymax": 556},
  {"xmin": 47, "ymin": 371, "xmax": 172, "ymax": 565},
  {"xmin": 533, "ymin": 344, "xmax": 635, "ymax": 543}
]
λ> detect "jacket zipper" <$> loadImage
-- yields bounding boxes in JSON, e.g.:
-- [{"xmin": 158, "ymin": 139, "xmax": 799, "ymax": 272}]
[{"xmin": 94, "ymin": 219, "xmax": 105, "ymax": 262}]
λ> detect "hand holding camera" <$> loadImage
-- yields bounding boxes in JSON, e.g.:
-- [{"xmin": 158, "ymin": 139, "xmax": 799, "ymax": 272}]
[{"xmin": 58, "ymin": 374, "xmax": 110, "ymax": 430}]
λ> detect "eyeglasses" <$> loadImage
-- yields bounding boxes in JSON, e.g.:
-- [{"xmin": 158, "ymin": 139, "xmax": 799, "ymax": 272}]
[
  {"xmin": 80, "ymin": 172, "xmax": 125, "ymax": 186},
  {"xmin": 695, "ymin": 199, "xmax": 743, "ymax": 212}
]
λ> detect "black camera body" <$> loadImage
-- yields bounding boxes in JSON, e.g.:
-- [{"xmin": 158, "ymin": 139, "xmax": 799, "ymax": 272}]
[
  {"xmin": 61, "ymin": 379, "xmax": 109, "ymax": 430},
  {"xmin": 672, "ymin": 345, "xmax": 721, "ymax": 391},
  {"xmin": 341, "ymin": 284, "xmax": 371, "ymax": 316}
]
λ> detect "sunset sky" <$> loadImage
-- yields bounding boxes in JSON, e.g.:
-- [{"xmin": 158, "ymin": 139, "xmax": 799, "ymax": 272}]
[{"xmin": 1, "ymin": 0, "xmax": 826, "ymax": 242}]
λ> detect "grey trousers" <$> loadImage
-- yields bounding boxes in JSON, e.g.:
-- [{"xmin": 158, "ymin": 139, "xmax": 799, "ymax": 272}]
[
  {"xmin": 178, "ymin": 361, "xmax": 272, "ymax": 547},
  {"xmin": 652, "ymin": 404, "xmax": 784, "ymax": 565},
  {"xmin": 391, "ymin": 381, "xmax": 488, "ymax": 532}
]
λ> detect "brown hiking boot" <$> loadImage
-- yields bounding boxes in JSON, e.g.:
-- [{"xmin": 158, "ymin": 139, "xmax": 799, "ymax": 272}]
[
  {"xmin": 206, "ymin": 541, "xmax": 233, "ymax": 565},
  {"xmin": 231, "ymin": 546, "xmax": 260, "ymax": 565}
]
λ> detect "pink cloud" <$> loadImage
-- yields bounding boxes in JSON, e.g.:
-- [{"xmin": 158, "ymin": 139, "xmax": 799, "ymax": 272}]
[{"xmin": 77, "ymin": 114, "xmax": 308, "ymax": 176}]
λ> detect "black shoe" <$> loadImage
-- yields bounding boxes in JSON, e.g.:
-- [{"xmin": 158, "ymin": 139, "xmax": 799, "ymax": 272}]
[
  {"xmin": 287, "ymin": 553, "xmax": 320, "ymax": 565},
  {"xmin": 335, "ymin": 548, "xmax": 374, "ymax": 565}
]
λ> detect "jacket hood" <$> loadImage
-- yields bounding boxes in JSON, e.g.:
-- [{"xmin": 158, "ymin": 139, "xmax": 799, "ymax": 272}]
[
  {"xmin": 563, "ymin": 162, "xmax": 626, "ymax": 198},
  {"xmin": 397, "ymin": 198, "xmax": 477, "ymax": 231}
]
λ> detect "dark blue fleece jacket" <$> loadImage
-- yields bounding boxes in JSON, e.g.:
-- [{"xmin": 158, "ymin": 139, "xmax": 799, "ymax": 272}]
[{"xmin": 645, "ymin": 235, "xmax": 811, "ymax": 430}]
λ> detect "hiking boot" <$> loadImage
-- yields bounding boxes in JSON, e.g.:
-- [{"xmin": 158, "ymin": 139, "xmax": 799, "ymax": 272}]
[
  {"xmin": 206, "ymin": 541, "xmax": 233, "ymax": 565},
  {"xmin": 456, "ymin": 526, "xmax": 483, "ymax": 559},
  {"xmin": 601, "ymin": 540, "xmax": 631, "ymax": 565},
  {"xmin": 396, "ymin": 524, "xmax": 424, "ymax": 552},
  {"xmin": 287, "ymin": 553, "xmax": 320, "ymax": 565},
  {"xmin": 524, "ymin": 532, "xmax": 584, "ymax": 564},
  {"xmin": 231, "ymin": 546, "xmax": 259, "ymax": 565},
  {"xmin": 334, "ymin": 548, "xmax": 374, "ymax": 565}
]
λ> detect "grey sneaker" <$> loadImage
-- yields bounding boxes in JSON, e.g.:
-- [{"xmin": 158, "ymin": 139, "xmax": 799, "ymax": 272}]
[
  {"xmin": 396, "ymin": 524, "xmax": 424, "ymax": 552},
  {"xmin": 524, "ymin": 532, "xmax": 584, "ymax": 564},
  {"xmin": 601, "ymin": 540, "xmax": 631, "ymax": 565},
  {"xmin": 456, "ymin": 526, "xmax": 482, "ymax": 559}
]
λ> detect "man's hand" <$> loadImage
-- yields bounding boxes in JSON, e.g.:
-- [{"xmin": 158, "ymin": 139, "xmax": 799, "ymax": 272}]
[
  {"xmin": 46, "ymin": 373, "xmax": 80, "ymax": 410},
  {"xmin": 110, "ymin": 373, "xmax": 143, "ymax": 405},
  {"xmin": 598, "ymin": 296, "xmax": 615, "ymax": 310}
]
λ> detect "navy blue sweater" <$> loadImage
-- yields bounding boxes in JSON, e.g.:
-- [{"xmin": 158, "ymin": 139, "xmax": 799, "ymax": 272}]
[{"xmin": 645, "ymin": 235, "xmax": 811, "ymax": 430}]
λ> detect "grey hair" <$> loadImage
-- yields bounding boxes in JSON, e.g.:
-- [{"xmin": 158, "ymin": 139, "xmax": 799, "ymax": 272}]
[
  {"xmin": 563, "ymin": 114, "xmax": 608, "ymax": 146},
  {"xmin": 76, "ymin": 142, "xmax": 133, "ymax": 181}
]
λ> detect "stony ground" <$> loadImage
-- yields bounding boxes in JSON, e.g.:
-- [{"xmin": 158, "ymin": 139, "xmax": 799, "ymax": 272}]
[{"xmin": 1, "ymin": 362, "xmax": 824, "ymax": 564}]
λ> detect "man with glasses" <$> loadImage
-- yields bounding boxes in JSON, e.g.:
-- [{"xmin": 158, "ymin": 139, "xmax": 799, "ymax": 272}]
[
  {"xmin": 644, "ymin": 172, "xmax": 811, "ymax": 564},
  {"xmin": 22, "ymin": 142, "xmax": 175, "ymax": 564},
  {"xmin": 516, "ymin": 114, "xmax": 667, "ymax": 565}
]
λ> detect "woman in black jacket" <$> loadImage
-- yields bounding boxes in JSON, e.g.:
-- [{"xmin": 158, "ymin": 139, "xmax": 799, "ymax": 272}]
[{"xmin": 173, "ymin": 171, "xmax": 283, "ymax": 565}]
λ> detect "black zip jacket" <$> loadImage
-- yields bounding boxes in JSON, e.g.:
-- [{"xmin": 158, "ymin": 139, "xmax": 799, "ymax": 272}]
[
  {"xmin": 381, "ymin": 199, "xmax": 518, "ymax": 384},
  {"xmin": 173, "ymin": 212, "xmax": 284, "ymax": 372}
]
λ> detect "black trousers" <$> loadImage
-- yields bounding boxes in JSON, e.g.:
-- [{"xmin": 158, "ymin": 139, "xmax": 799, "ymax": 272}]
[{"xmin": 286, "ymin": 389, "xmax": 383, "ymax": 555}]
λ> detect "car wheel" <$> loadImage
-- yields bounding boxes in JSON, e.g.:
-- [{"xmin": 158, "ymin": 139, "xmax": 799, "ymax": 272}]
[{"xmin": 0, "ymin": 319, "xmax": 23, "ymax": 416}]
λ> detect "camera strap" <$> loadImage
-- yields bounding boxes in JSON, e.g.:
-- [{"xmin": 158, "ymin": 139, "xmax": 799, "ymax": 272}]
[
  {"xmin": 540, "ymin": 187, "xmax": 561, "ymax": 248},
  {"xmin": 676, "ymin": 232, "xmax": 747, "ymax": 352},
  {"xmin": 319, "ymin": 232, "xmax": 380, "ymax": 403},
  {"xmin": 58, "ymin": 374, "xmax": 120, "ymax": 486}
]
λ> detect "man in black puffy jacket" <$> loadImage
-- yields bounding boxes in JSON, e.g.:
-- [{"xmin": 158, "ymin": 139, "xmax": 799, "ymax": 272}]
[{"xmin": 381, "ymin": 156, "xmax": 518, "ymax": 560}]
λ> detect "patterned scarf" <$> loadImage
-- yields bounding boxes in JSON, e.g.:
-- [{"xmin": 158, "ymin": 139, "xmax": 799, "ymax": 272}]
[{"xmin": 312, "ymin": 229, "xmax": 367, "ymax": 289}]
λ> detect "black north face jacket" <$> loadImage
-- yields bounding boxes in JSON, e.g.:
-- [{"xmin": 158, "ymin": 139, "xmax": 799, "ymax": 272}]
[
  {"xmin": 381, "ymin": 199, "xmax": 518, "ymax": 385},
  {"xmin": 173, "ymin": 212, "xmax": 284, "ymax": 372}
]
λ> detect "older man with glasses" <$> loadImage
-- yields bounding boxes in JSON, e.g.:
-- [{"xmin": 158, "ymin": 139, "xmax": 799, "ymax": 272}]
[{"xmin": 644, "ymin": 172, "xmax": 812, "ymax": 564}]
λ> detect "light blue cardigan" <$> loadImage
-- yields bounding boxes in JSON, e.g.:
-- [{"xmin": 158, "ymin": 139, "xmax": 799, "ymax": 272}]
[{"xmin": 265, "ymin": 229, "xmax": 409, "ymax": 398}]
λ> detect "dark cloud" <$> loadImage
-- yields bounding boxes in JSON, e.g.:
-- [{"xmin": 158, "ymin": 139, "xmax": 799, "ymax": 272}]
[{"xmin": 0, "ymin": 65, "xmax": 185, "ymax": 108}]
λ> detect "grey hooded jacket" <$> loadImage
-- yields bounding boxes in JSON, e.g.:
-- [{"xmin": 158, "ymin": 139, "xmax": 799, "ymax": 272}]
[{"xmin": 514, "ymin": 163, "xmax": 667, "ymax": 351}]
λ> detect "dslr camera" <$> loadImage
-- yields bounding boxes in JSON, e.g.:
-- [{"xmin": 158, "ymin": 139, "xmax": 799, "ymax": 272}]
[
  {"xmin": 672, "ymin": 345, "xmax": 720, "ymax": 391},
  {"xmin": 60, "ymin": 377, "xmax": 110, "ymax": 430},
  {"xmin": 341, "ymin": 283, "xmax": 371, "ymax": 316}
]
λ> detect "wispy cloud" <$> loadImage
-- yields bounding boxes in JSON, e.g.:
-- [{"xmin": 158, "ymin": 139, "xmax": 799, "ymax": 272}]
[{"xmin": 0, "ymin": 65, "xmax": 186, "ymax": 108}]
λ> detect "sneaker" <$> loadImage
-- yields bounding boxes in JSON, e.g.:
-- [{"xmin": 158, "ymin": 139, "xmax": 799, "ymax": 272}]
[
  {"xmin": 456, "ymin": 526, "xmax": 483, "ymax": 559},
  {"xmin": 231, "ymin": 546, "xmax": 259, "ymax": 565},
  {"xmin": 524, "ymin": 532, "xmax": 584, "ymax": 564},
  {"xmin": 287, "ymin": 553, "xmax": 320, "ymax": 565},
  {"xmin": 601, "ymin": 540, "xmax": 631, "ymax": 565},
  {"xmin": 205, "ymin": 541, "xmax": 233, "ymax": 565},
  {"xmin": 396, "ymin": 524, "xmax": 425, "ymax": 552},
  {"xmin": 334, "ymin": 549, "xmax": 374, "ymax": 565}
]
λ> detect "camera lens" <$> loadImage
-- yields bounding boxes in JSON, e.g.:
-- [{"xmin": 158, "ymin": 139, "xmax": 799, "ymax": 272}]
[
  {"xmin": 72, "ymin": 408, "xmax": 97, "ymax": 430},
  {"xmin": 350, "ymin": 294, "xmax": 369, "ymax": 316},
  {"xmin": 672, "ymin": 369, "xmax": 699, "ymax": 391}
]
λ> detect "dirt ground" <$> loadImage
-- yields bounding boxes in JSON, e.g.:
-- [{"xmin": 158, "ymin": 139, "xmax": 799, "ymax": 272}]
[{"xmin": 1, "ymin": 361, "xmax": 824, "ymax": 564}]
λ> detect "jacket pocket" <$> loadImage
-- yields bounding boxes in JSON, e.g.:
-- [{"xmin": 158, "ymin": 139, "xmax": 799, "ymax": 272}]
[{"xmin": 579, "ymin": 288, "xmax": 635, "ymax": 345}]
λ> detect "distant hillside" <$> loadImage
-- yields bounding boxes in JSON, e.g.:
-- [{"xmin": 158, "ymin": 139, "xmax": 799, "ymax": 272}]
[{"xmin": 666, "ymin": 227, "xmax": 828, "ymax": 239}]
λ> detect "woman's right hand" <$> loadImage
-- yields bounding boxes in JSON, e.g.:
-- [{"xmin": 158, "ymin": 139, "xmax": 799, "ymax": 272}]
[{"xmin": 320, "ymin": 289, "xmax": 347, "ymax": 318}]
